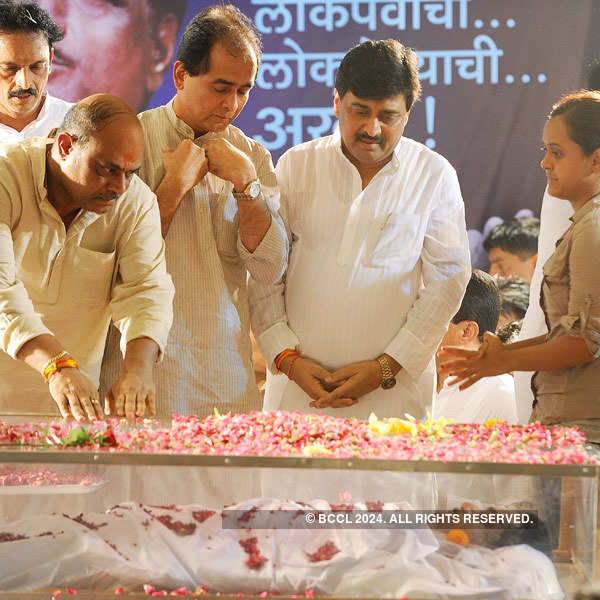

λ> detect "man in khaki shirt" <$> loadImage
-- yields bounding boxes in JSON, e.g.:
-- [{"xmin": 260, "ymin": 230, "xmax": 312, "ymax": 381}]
[{"xmin": 0, "ymin": 94, "xmax": 174, "ymax": 420}]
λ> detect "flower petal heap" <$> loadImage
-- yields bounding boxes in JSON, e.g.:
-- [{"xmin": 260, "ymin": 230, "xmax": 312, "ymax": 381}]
[{"xmin": 0, "ymin": 411, "xmax": 595, "ymax": 465}]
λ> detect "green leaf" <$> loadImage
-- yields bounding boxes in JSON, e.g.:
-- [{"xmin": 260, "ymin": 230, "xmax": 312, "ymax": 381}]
[{"xmin": 63, "ymin": 426, "xmax": 92, "ymax": 446}]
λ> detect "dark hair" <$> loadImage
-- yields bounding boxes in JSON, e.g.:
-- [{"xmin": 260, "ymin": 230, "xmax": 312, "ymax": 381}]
[
  {"xmin": 148, "ymin": 0, "xmax": 187, "ymax": 24},
  {"xmin": 0, "ymin": 1, "xmax": 62, "ymax": 48},
  {"xmin": 176, "ymin": 4, "xmax": 261, "ymax": 76},
  {"xmin": 452, "ymin": 270, "xmax": 501, "ymax": 341},
  {"xmin": 335, "ymin": 39, "xmax": 421, "ymax": 110},
  {"xmin": 549, "ymin": 90, "xmax": 600, "ymax": 156},
  {"xmin": 56, "ymin": 97, "xmax": 137, "ymax": 145},
  {"xmin": 483, "ymin": 217, "xmax": 540, "ymax": 260},
  {"xmin": 496, "ymin": 276, "xmax": 530, "ymax": 321}
]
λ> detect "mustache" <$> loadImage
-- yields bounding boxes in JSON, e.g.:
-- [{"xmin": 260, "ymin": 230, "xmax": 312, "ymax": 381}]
[
  {"xmin": 356, "ymin": 134, "xmax": 383, "ymax": 146},
  {"xmin": 9, "ymin": 88, "xmax": 38, "ymax": 98}
]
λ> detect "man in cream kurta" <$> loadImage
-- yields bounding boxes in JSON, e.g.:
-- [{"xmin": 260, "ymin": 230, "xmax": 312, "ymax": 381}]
[
  {"xmin": 134, "ymin": 103, "xmax": 286, "ymax": 415},
  {"xmin": 250, "ymin": 40, "xmax": 471, "ymax": 420},
  {"xmin": 100, "ymin": 6, "xmax": 288, "ymax": 416},
  {"xmin": 0, "ymin": 128, "xmax": 174, "ymax": 415}
]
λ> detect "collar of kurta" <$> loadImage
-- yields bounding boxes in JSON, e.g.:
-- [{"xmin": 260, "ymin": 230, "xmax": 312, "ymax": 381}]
[
  {"xmin": 34, "ymin": 92, "xmax": 50, "ymax": 121},
  {"xmin": 570, "ymin": 194, "xmax": 600, "ymax": 224},
  {"xmin": 0, "ymin": 93, "xmax": 49, "ymax": 135},
  {"xmin": 328, "ymin": 125, "xmax": 404, "ymax": 170},
  {"xmin": 165, "ymin": 97, "xmax": 227, "ymax": 143}
]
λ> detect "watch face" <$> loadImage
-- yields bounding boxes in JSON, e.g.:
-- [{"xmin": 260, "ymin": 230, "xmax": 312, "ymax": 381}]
[
  {"xmin": 248, "ymin": 181, "xmax": 261, "ymax": 198},
  {"xmin": 381, "ymin": 377, "xmax": 396, "ymax": 390}
]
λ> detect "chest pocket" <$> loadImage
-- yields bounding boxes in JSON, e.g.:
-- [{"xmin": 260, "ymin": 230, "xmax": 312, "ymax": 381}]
[
  {"xmin": 363, "ymin": 213, "xmax": 425, "ymax": 269},
  {"xmin": 541, "ymin": 250, "xmax": 570, "ymax": 319},
  {"xmin": 70, "ymin": 245, "xmax": 116, "ymax": 305},
  {"xmin": 209, "ymin": 180, "xmax": 239, "ymax": 261},
  {"xmin": 542, "ymin": 266, "xmax": 569, "ymax": 291}
]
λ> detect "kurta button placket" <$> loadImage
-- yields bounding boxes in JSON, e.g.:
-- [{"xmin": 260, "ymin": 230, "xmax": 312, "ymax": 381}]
[{"xmin": 336, "ymin": 156, "xmax": 395, "ymax": 267}]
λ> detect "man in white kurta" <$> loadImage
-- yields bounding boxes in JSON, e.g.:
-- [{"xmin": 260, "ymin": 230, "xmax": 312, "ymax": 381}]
[
  {"xmin": 100, "ymin": 6, "xmax": 288, "ymax": 416},
  {"xmin": 436, "ymin": 375, "xmax": 518, "ymax": 424},
  {"xmin": 0, "ymin": 2, "xmax": 71, "ymax": 143},
  {"xmin": 434, "ymin": 270, "xmax": 518, "ymax": 424},
  {"xmin": 0, "ymin": 99, "xmax": 174, "ymax": 417},
  {"xmin": 250, "ymin": 40, "xmax": 471, "ymax": 420},
  {"xmin": 433, "ymin": 270, "xmax": 526, "ymax": 511}
]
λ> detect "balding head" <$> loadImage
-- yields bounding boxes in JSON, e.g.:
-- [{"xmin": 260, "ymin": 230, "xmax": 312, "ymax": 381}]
[
  {"xmin": 56, "ymin": 94, "xmax": 141, "ymax": 145},
  {"xmin": 49, "ymin": 94, "xmax": 145, "ymax": 217}
]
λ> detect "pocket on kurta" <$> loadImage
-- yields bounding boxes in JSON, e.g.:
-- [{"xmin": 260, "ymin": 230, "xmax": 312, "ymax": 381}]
[
  {"xmin": 70, "ymin": 245, "xmax": 116, "ymax": 305},
  {"xmin": 210, "ymin": 184, "xmax": 239, "ymax": 261},
  {"xmin": 363, "ymin": 213, "xmax": 424, "ymax": 269}
]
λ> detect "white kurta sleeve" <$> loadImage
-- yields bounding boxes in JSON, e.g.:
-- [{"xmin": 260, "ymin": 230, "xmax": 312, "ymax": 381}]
[
  {"xmin": 0, "ymin": 182, "xmax": 51, "ymax": 359},
  {"xmin": 109, "ymin": 186, "xmax": 175, "ymax": 359},
  {"xmin": 248, "ymin": 151, "xmax": 298, "ymax": 371},
  {"xmin": 384, "ymin": 167, "xmax": 471, "ymax": 379},
  {"xmin": 237, "ymin": 148, "xmax": 289, "ymax": 286}
]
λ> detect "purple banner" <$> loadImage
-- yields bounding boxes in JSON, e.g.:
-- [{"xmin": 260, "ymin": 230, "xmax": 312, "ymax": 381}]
[{"xmin": 41, "ymin": 0, "xmax": 600, "ymax": 233}]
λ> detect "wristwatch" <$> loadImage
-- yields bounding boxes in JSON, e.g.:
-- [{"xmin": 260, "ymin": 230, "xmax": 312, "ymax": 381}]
[
  {"xmin": 233, "ymin": 179, "xmax": 261, "ymax": 200},
  {"xmin": 376, "ymin": 355, "xmax": 396, "ymax": 390}
]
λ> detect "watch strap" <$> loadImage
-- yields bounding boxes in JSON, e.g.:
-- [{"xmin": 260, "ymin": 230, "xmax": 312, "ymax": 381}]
[
  {"xmin": 376, "ymin": 354, "xmax": 397, "ymax": 389},
  {"xmin": 376, "ymin": 355, "xmax": 393, "ymax": 381}
]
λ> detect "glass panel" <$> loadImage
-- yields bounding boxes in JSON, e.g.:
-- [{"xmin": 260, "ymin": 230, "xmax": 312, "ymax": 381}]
[{"xmin": 0, "ymin": 459, "xmax": 595, "ymax": 597}]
